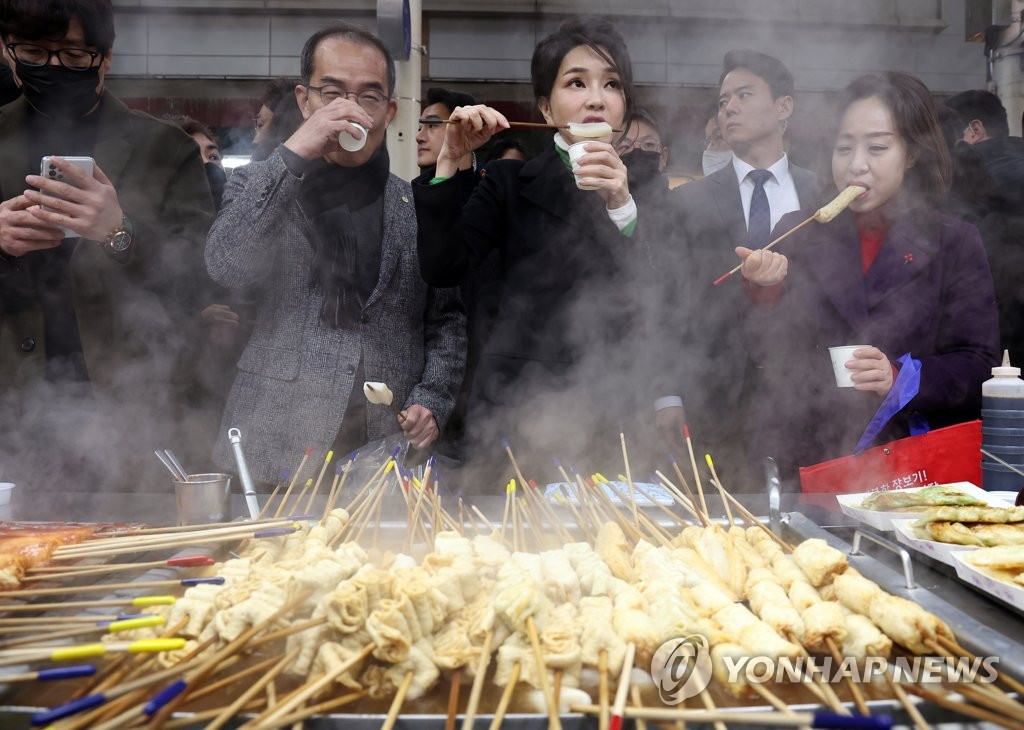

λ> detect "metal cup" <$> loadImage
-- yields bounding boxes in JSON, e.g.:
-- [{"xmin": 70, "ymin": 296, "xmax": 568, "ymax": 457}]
[{"xmin": 174, "ymin": 473, "xmax": 231, "ymax": 525}]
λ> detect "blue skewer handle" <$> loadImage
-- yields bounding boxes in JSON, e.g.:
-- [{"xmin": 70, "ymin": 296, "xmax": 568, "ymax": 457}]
[
  {"xmin": 144, "ymin": 679, "xmax": 188, "ymax": 715},
  {"xmin": 31, "ymin": 693, "xmax": 106, "ymax": 725},
  {"xmin": 180, "ymin": 577, "xmax": 224, "ymax": 586},
  {"xmin": 37, "ymin": 665, "xmax": 96, "ymax": 681},
  {"xmin": 254, "ymin": 526, "xmax": 297, "ymax": 538}
]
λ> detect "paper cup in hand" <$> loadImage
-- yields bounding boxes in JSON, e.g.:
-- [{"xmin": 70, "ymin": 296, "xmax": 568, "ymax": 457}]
[
  {"xmin": 338, "ymin": 123, "xmax": 367, "ymax": 152},
  {"xmin": 829, "ymin": 345, "xmax": 868, "ymax": 388},
  {"xmin": 567, "ymin": 142, "xmax": 599, "ymax": 190}
]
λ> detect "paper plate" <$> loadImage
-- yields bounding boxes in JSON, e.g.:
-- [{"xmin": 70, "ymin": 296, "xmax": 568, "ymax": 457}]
[
  {"xmin": 891, "ymin": 518, "xmax": 978, "ymax": 567},
  {"xmin": 835, "ymin": 482, "xmax": 1010, "ymax": 532},
  {"xmin": 951, "ymin": 550, "xmax": 1024, "ymax": 612}
]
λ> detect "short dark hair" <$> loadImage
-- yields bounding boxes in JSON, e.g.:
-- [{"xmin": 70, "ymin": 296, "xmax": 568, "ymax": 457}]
[
  {"xmin": 721, "ymin": 50, "xmax": 794, "ymax": 100},
  {"xmin": 838, "ymin": 72, "xmax": 951, "ymax": 207},
  {"xmin": 0, "ymin": 0, "xmax": 115, "ymax": 54},
  {"xmin": 260, "ymin": 78, "xmax": 298, "ymax": 110},
  {"xmin": 945, "ymin": 89, "xmax": 1009, "ymax": 138},
  {"xmin": 485, "ymin": 136, "xmax": 527, "ymax": 163},
  {"xmin": 164, "ymin": 114, "xmax": 217, "ymax": 144},
  {"xmin": 627, "ymin": 107, "xmax": 661, "ymax": 138},
  {"xmin": 299, "ymin": 22, "xmax": 396, "ymax": 97},
  {"xmin": 530, "ymin": 16, "xmax": 634, "ymax": 118},
  {"xmin": 424, "ymin": 87, "xmax": 476, "ymax": 115}
]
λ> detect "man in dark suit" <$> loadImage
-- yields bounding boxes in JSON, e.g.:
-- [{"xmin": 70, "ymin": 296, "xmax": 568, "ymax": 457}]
[
  {"xmin": 666, "ymin": 50, "xmax": 818, "ymax": 489},
  {"xmin": 0, "ymin": 0, "xmax": 215, "ymax": 492},
  {"xmin": 206, "ymin": 23, "xmax": 466, "ymax": 484}
]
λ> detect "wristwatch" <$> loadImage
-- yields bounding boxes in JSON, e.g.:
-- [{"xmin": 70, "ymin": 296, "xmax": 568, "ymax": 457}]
[{"xmin": 102, "ymin": 213, "xmax": 133, "ymax": 255}]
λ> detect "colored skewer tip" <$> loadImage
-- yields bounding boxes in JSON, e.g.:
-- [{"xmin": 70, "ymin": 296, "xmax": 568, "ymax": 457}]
[
  {"xmin": 811, "ymin": 712, "xmax": 892, "ymax": 730},
  {"xmin": 682, "ymin": 424, "xmax": 692, "ymax": 439},
  {"xmin": 144, "ymin": 679, "xmax": 188, "ymax": 716},
  {"xmin": 704, "ymin": 453, "xmax": 714, "ymax": 468},
  {"xmin": 279, "ymin": 467, "xmax": 292, "ymax": 480},
  {"xmin": 390, "ymin": 445, "xmax": 402, "ymax": 458},
  {"xmin": 167, "ymin": 555, "xmax": 216, "ymax": 567},
  {"xmin": 501, "ymin": 437, "xmax": 511, "ymax": 449},
  {"xmin": 303, "ymin": 446, "xmax": 314, "ymax": 457},
  {"xmin": 324, "ymin": 450, "xmax": 334, "ymax": 463}
]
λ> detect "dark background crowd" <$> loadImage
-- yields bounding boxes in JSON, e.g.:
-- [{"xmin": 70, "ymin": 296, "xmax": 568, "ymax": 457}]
[{"xmin": 0, "ymin": 0, "xmax": 1019, "ymax": 497}]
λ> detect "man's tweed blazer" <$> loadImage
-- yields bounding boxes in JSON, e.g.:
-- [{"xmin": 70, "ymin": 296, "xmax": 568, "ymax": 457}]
[{"xmin": 206, "ymin": 150, "xmax": 466, "ymax": 483}]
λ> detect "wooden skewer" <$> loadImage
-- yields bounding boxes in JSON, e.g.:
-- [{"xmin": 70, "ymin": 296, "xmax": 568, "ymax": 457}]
[
  {"xmin": 432, "ymin": 118, "xmax": 623, "ymax": 132},
  {"xmin": 245, "ymin": 643, "xmax": 374, "ymax": 728},
  {"xmin": 698, "ymin": 679, "xmax": 727, "ymax": 730},
  {"xmin": 381, "ymin": 670, "xmax": 415, "ymax": 730},
  {"xmin": 22, "ymin": 556, "xmax": 215, "ymax": 583},
  {"xmin": 712, "ymin": 213, "xmax": 818, "ymax": 286},
  {"xmin": 620, "ymin": 433, "xmax": 640, "ymax": 530},
  {"xmin": 525, "ymin": 616, "xmax": 561, "ymax": 730},
  {"xmin": 55, "ymin": 519, "xmax": 295, "ymax": 555},
  {"xmin": 934, "ymin": 635, "xmax": 1024, "ymax": 698},
  {"xmin": 681, "ymin": 426, "xmax": 709, "ymax": 519},
  {"xmin": 668, "ymin": 460, "xmax": 709, "ymax": 527},
  {"xmin": 704, "ymin": 454, "xmax": 735, "ymax": 527},
  {"xmin": 290, "ymin": 478, "xmax": 314, "ymax": 514},
  {"xmin": 653, "ymin": 471, "xmax": 704, "ymax": 524},
  {"xmin": 610, "ymin": 642, "xmax": 636, "ymax": 730},
  {"xmin": 446, "ymin": 668, "xmax": 462, "ymax": 730},
  {"xmin": 303, "ymin": 449, "xmax": 334, "ymax": 513},
  {"xmin": 461, "ymin": 628, "xmax": 494, "ymax": 730},
  {"xmin": 629, "ymin": 684, "xmax": 648, "ymax": 730},
  {"xmin": 573, "ymin": 704, "xmax": 889, "ymax": 725},
  {"xmin": 795, "ymin": 663, "xmax": 849, "ymax": 716},
  {"xmin": 255, "ymin": 472, "xmax": 287, "ymax": 520},
  {"xmin": 824, "ymin": 636, "xmax": 870, "ymax": 715},
  {"xmin": 182, "ymin": 653, "xmax": 283, "ymax": 706},
  {"xmin": 598, "ymin": 649, "xmax": 610, "ymax": 730},
  {"xmin": 242, "ymin": 689, "xmax": 366, "ymax": 730},
  {"xmin": 901, "ymin": 681, "xmax": 1024, "ymax": 730},
  {"xmin": 274, "ymin": 446, "xmax": 314, "ymax": 517},
  {"xmin": 3, "ymin": 577, "xmax": 221, "ymax": 599},
  {"xmin": 749, "ymin": 681, "xmax": 796, "ymax": 714},
  {"xmin": 883, "ymin": 669, "xmax": 929, "ymax": 730},
  {"xmin": 160, "ymin": 699, "xmax": 267, "ymax": 730},
  {"xmin": 488, "ymin": 661, "xmax": 520, "ymax": 730}
]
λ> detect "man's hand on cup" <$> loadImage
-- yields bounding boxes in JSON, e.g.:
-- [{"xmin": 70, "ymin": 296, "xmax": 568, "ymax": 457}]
[
  {"xmin": 24, "ymin": 159, "xmax": 123, "ymax": 241},
  {"xmin": 0, "ymin": 195, "xmax": 63, "ymax": 257},
  {"xmin": 284, "ymin": 97, "xmax": 375, "ymax": 160},
  {"xmin": 847, "ymin": 346, "xmax": 895, "ymax": 396},
  {"xmin": 436, "ymin": 105, "xmax": 509, "ymax": 177},
  {"xmin": 399, "ymin": 404, "xmax": 439, "ymax": 450},
  {"xmin": 736, "ymin": 246, "xmax": 788, "ymax": 287}
]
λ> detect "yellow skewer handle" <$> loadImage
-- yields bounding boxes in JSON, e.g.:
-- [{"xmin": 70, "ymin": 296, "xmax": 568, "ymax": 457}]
[
  {"xmin": 128, "ymin": 638, "xmax": 187, "ymax": 653},
  {"xmin": 50, "ymin": 644, "xmax": 107, "ymax": 661},
  {"xmin": 108, "ymin": 615, "xmax": 166, "ymax": 633},
  {"xmin": 132, "ymin": 595, "xmax": 176, "ymax": 607}
]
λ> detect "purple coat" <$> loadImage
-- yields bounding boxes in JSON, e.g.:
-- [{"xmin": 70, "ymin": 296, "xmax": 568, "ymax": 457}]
[{"xmin": 745, "ymin": 207, "xmax": 1000, "ymax": 478}]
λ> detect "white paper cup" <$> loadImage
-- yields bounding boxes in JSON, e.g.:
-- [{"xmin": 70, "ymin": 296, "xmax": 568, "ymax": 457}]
[
  {"xmin": 174, "ymin": 473, "xmax": 231, "ymax": 525},
  {"xmin": 829, "ymin": 345, "xmax": 868, "ymax": 388},
  {"xmin": 0, "ymin": 483, "xmax": 14, "ymax": 506},
  {"xmin": 338, "ymin": 123, "xmax": 367, "ymax": 152},
  {"xmin": 567, "ymin": 142, "xmax": 599, "ymax": 190}
]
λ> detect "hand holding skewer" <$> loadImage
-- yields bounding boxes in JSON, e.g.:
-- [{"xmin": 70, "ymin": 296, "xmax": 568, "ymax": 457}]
[
  {"xmin": 713, "ymin": 185, "xmax": 866, "ymax": 287},
  {"xmin": 436, "ymin": 104, "xmax": 510, "ymax": 177}
]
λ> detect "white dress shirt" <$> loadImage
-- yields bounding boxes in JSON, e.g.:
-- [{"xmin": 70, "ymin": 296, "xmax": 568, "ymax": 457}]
[{"xmin": 732, "ymin": 153, "xmax": 802, "ymax": 233}]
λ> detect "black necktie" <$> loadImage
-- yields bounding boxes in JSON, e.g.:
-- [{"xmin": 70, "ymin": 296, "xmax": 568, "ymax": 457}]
[{"xmin": 747, "ymin": 169, "xmax": 772, "ymax": 249}]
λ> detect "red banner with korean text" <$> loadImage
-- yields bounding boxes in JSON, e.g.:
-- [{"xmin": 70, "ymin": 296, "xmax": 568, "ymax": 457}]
[{"xmin": 798, "ymin": 420, "xmax": 981, "ymax": 508}]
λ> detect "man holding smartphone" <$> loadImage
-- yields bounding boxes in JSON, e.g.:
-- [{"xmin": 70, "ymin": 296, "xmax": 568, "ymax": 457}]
[{"xmin": 0, "ymin": 0, "xmax": 215, "ymax": 493}]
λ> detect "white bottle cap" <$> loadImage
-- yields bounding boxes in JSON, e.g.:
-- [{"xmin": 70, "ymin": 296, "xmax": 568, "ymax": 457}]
[
  {"xmin": 992, "ymin": 349, "xmax": 1021, "ymax": 377},
  {"xmin": 338, "ymin": 123, "xmax": 367, "ymax": 152}
]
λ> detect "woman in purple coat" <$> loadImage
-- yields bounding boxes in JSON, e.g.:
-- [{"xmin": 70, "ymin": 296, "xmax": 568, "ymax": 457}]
[{"xmin": 735, "ymin": 72, "xmax": 1000, "ymax": 479}]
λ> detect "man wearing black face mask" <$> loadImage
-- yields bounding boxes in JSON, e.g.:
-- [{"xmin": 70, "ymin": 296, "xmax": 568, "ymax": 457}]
[
  {"xmin": 614, "ymin": 109, "xmax": 670, "ymax": 200},
  {"xmin": 0, "ymin": 0, "xmax": 215, "ymax": 494}
]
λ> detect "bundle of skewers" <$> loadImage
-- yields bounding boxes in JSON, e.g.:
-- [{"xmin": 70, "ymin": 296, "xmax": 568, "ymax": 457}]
[{"xmin": 0, "ymin": 436, "xmax": 1022, "ymax": 730}]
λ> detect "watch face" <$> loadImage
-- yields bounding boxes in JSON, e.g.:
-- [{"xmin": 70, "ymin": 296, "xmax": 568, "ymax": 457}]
[{"xmin": 108, "ymin": 231, "xmax": 131, "ymax": 253}]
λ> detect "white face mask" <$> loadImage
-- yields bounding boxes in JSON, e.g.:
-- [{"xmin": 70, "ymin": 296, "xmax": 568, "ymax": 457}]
[{"xmin": 702, "ymin": 149, "xmax": 733, "ymax": 176}]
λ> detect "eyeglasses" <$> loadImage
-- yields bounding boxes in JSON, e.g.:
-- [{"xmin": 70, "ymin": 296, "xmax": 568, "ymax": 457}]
[
  {"xmin": 6, "ymin": 43, "xmax": 100, "ymax": 70},
  {"xmin": 614, "ymin": 138, "xmax": 663, "ymax": 155},
  {"xmin": 307, "ymin": 85, "xmax": 389, "ymax": 114}
]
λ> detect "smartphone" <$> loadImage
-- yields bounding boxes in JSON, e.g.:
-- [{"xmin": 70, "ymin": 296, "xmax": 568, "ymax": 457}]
[{"xmin": 39, "ymin": 156, "xmax": 95, "ymax": 238}]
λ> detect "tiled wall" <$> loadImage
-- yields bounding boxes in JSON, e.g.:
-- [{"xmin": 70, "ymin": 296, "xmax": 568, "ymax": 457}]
[{"xmin": 108, "ymin": 0, "xmax": 986, "ymax": 93}]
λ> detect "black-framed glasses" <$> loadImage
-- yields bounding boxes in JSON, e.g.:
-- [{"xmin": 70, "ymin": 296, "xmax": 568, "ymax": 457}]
[
  {"xmin": 614, "ymin": 138, "xmax": 663, "ymax": 155},
  {"xmin": 307, "ymin": 84, "xmax": 388, "ymax": 114},
  {"xmin": 6, "ymin": 43, "xmax": 100, "ymax": 70}
]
